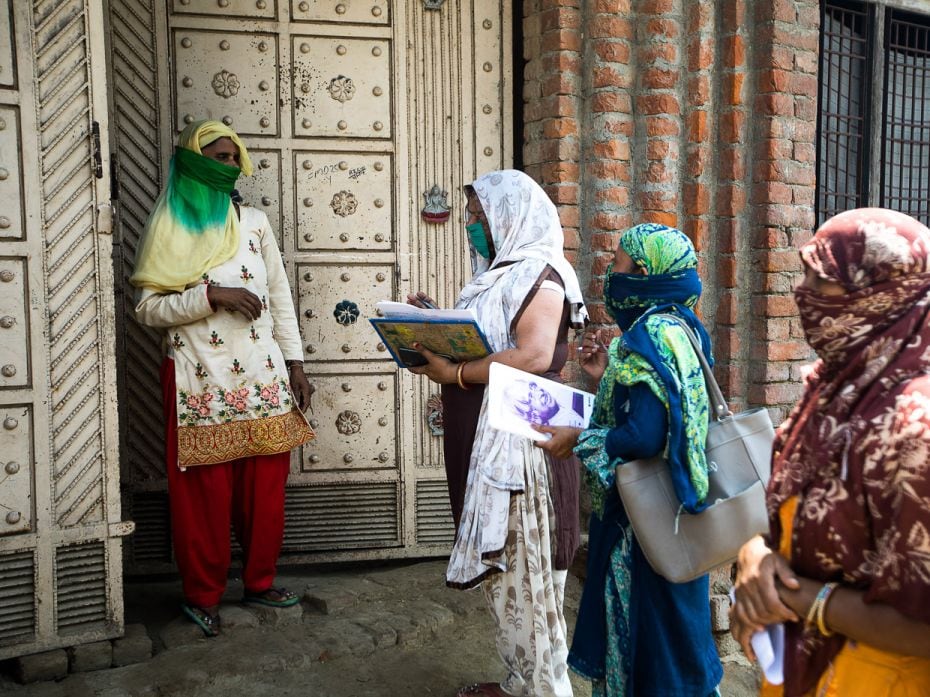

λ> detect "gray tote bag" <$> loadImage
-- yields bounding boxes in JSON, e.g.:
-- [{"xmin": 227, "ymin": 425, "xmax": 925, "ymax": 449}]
[{"xmin": 615, "ymin": 314, "xmax": 774, "ymax": 583}]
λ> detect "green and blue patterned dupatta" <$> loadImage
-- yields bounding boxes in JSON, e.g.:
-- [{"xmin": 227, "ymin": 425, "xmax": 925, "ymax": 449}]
[{"xmin": 579, "ymin": 223, "xmax": 713, "ymax": 514}]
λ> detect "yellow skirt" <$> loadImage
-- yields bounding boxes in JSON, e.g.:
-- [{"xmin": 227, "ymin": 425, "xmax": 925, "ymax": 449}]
[{"xmin": 761, "ymin": 641, "xmax": 930, "ymax": 697}]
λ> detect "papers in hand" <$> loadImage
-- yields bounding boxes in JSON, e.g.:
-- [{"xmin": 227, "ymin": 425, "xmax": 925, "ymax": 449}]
[
  {"xmin": 753, "ymin": 624, "xmax": 785, "ymax": 685},
  {"xmin": 488, "ymin": 362, "xmax": 595, "ymax": 442},
  {"xmin": 728, "ymin": 588, "xmax": 784, "ymax": 685},
  {"xmin": 375, "ymin": 301, "xmax": 477, "ymax": 321}
]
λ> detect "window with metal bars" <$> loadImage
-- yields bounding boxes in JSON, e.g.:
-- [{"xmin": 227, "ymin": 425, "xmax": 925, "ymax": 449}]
[{"xmin": 817, "ymin": 1, "xmax": 930, "ymax": 226}]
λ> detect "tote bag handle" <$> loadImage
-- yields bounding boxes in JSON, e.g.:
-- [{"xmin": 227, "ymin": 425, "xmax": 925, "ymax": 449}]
[{"xmin": 654, "ymin": 313, "xmax": 732, "ymax": 420}]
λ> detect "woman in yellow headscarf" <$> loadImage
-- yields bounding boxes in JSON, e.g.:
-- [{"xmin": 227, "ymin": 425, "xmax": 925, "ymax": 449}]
[{"xmin": 132, "ymin": 120, "xmax": 314, "ymax": 637}]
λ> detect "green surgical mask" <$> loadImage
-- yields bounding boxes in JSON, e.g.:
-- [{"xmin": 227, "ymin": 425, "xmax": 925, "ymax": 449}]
[{"xmin": 466, "ymin": 222, "xmax": 492, "ymax": 258}]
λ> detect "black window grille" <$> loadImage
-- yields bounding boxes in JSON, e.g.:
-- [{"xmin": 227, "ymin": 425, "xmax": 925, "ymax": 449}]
[
  {"xmin": 882, "ymin": 11, "xmax": 930, "ymax": 222},
  {"xmin": 816, "ymin": 3, "xmax": 930, "ymax": 227},
  {"xmin": 817, "ymin": 1, "xmax": 871, "ymax": 224}
]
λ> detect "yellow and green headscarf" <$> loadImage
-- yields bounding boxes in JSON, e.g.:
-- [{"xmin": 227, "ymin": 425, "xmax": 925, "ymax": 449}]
[{"xmin": 130, "ymin": 120, "xmax": 253, "ymax": 293}]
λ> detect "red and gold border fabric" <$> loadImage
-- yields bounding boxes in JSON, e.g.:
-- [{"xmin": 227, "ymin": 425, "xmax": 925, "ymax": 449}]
[{"xmin": 177, "ymin": 409, "xmax": 315, "ymax": 467}]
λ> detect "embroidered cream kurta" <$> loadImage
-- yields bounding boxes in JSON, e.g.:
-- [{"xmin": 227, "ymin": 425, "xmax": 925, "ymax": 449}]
[{"xmin": 136, "ymin": 206, "xmax": 313, "ymax": 467}]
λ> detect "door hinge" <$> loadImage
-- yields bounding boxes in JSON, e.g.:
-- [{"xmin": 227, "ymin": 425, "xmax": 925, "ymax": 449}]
[{"xmin": 91, "ymin": 121, "xmax": 103, "ymax": 179}]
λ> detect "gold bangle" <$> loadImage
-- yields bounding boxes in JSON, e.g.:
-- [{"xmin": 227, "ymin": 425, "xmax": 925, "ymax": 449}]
[
  {"xmin": 816, "ymin": 582, "xmax": 839, "ymax": 637},
  {"xmin": 456, "ymin": 361, "xmax": 470, "ymax": 390}
]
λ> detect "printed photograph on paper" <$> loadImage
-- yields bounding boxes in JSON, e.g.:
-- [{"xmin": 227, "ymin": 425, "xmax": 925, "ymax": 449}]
[{"xmin": 488, "ymin": 362, "xmax": 595, "ymax": 442}]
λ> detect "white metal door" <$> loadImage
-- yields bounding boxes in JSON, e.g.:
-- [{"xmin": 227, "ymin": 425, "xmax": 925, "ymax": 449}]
[
  {"xmin": 0, "ymin": 0, "xmax": 128, "ymax": 659},
  {"xmin": 112, "ymin": 0, "xmax": 511, "ymax": 569}
]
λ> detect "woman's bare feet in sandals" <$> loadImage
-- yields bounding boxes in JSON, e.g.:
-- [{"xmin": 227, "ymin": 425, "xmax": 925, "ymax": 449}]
[
  {"xmin": 242, "ymin": 586, "xmax": 300, "ymax": 608},
  {"xmin": 181, "ymin": 603, "xmax": 221, "ymax": 637}
]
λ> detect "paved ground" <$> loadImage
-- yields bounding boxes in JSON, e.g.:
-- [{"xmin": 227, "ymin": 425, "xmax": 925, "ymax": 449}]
[{"xmin": 0, "ymin": 560, "xmax": 760, "ymax": 696}]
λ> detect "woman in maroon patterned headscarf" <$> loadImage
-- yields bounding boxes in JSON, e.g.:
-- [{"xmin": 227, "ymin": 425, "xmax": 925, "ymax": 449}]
[{"xmin": 729, "ymin": 208, "xmax": 930, "ymax": 696}]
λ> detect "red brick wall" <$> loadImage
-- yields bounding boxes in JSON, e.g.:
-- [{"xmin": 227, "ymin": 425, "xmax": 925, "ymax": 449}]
[{"xmin": 523, "ymin": 0, "xmax": 820, "ymax": 421}]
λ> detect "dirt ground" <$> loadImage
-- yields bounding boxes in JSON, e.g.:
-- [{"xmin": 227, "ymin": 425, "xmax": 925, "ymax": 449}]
[{"xmin": 0, "ymin": 561, "xmax": 760, "ymax": 697}]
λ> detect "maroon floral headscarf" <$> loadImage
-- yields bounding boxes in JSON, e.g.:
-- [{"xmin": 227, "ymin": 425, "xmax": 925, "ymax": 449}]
[{"xmin": 768, "ymin": 208, "xmax": 930, "ymax": 696}]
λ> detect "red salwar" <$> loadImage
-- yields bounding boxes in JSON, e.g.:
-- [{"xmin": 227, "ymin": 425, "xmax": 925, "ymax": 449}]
[{"xmin": 161, "ymin": 358, "xmax": 291, "ymax": 608}]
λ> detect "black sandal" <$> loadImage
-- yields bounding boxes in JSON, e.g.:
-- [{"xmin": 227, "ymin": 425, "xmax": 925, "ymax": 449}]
[{"xmin": 181, "ymin": 603, "xmax": 221, "ymax": 637}]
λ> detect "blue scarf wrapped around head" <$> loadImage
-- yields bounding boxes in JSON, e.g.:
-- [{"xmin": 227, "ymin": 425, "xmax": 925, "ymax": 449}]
[{"xmin": 604, "ymin": 223, "xmax": 712, "ymax": 513}]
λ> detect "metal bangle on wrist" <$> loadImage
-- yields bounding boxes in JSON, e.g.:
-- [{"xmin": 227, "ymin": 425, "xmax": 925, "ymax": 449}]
[
  {"xmin": 456, "ymin": 361, "xmax": 470, "ymax": 390},
  {"xmin": 805, "ymin": 582, "xmax": 839, "ymax": 637}
]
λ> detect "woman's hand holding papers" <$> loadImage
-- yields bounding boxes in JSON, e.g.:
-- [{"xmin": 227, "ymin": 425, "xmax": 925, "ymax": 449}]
[{"xmin": 406, "ymin": 291, "xmax": 439, "ymax": 310}]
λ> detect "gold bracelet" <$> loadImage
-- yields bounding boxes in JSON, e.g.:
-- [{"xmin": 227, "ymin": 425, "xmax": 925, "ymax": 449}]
[
  {"xmin": 456, "ymin": 361, "xmax": 470, "ymax": 390},
  {"xmin": 816, "ymin": 582, "xmax": 839, "ymax": 637}
]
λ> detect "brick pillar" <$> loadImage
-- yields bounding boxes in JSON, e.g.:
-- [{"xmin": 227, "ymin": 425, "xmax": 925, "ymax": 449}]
[
  {"xmin": 522, "ymin": 0, "xmax": 583, "ymax": 251},
  {"xmin": 684, "ymin": 1, "xmax": 718, "ymax": 351},
  {"xmin": 715, "ymin": 0, "xmax": 752, "ymax": 408},
  {"xmin": 636, "ymin": 0, "xmax": 682, "ymax": 229},
  {"xmin": 522, "ymin": 0, "xmax": 586, "ymax": 380},
  {"xmin": 746, "ymin": 0, "xmax": 820, "ymax": 423},
  {"xmin": 584, "ymin": 0, "xmax": 634, "ymax": 329}
]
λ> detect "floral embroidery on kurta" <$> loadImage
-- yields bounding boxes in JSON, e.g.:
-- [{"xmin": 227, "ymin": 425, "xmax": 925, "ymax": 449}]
[
  {"xmin": 178, "ymin": 389, "xmax": 216, "ymax": 425},
  {"xmin": 254, "ymin": 379, "xmax": 289, "ymax": 417},
  {"xmin": 166, "ymin": 207, "xmax": 313, "ymax": 467}
]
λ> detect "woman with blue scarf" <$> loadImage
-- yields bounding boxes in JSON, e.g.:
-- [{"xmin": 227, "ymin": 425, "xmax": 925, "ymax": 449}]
[{"xmin": 538, "ymin": 223, "xmax": 722, "ymax": 696}]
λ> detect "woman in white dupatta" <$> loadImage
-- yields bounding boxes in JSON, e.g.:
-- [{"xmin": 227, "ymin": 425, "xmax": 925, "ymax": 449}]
[{"xmin": 408, "ymin": 170, "xmax": 586, "ymax": 697}]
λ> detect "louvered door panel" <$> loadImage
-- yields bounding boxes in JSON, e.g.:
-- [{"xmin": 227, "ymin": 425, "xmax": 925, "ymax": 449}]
[
  {"xmin": 0, "ymin": 0, "xmax": 128, "ymax": 660},
  {"xmin": 0, "ymin": 551, "xmax": 35, "ymax": 648},
  {"xmin": 56, "ymin": 543, "xmax": 107, "ymax": 635}
]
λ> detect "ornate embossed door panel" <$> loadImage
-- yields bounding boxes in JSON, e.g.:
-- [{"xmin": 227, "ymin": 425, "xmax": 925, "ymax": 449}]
[
  {"xmin": 295, "ymin": 152, "xmax": 393, "ymax": 250},
  {"xmin": 292, "ymin": 36, "xmax": 392, "ymax": 139},
  {"xmin": 297, "ymin": 261, "xmax": 394, "ymax": 361},
  {"xmin": 174, "ymin": 30, "xmax": 280, "ymax": 136},
  {"xmin": 112, "ymin": 0, "xmax": 511, "ymax": 567},
  {"xmin": 0, "ymin": 0, "xmax": 128, "ymax": 660},
  {"xmin": 302, "ymin": 372, "xmax": 398, "ymax": 473}
]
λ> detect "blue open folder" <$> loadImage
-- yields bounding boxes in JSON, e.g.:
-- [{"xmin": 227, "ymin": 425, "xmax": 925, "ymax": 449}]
[{"xmin": 369, "ymin": 302, "xmax": 491, "ymax": 368}]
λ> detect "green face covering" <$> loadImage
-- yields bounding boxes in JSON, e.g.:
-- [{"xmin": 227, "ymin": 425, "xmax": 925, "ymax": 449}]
[
  {"xmin": 466, "ymin": 222, "xmax": 491, "ymax": 258},
  {"xmin": 170, "ymin": 147, "xmax": 241, "ymax": 232},
  {"xmin": 129, "ymin": 119, "xmax": 254, "ymax": 293}
]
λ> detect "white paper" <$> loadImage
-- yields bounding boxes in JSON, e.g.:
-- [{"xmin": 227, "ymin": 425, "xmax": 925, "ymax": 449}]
[
  {"xmin": 753, "ymin": 624, "xmax": 785, "ymax": 685},
  {"xmin": 376, "ymin": 300, "xmax": 477, "ymax": 322},
  {"xmin": 487, "ymin": 362, "xmax": 595, "ymax": 442},
  {"xmin": 728, "ymin": 589, "xmax": 784, "ymax": 685}
]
